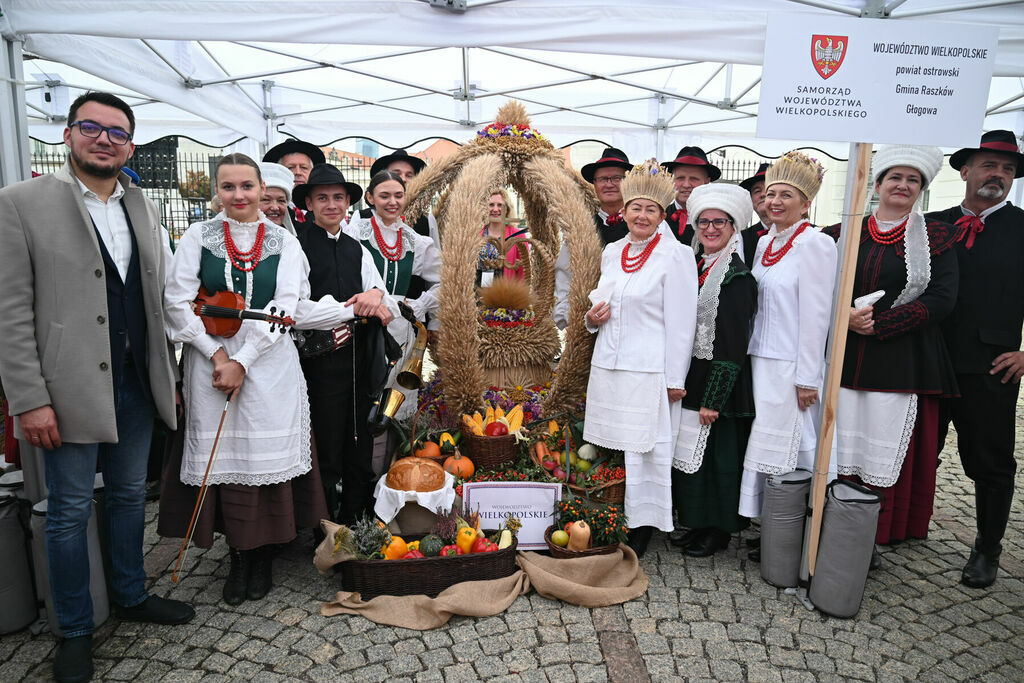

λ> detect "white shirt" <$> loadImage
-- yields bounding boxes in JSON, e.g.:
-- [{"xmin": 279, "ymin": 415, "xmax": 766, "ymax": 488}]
[
  {"xmin": 76, "ymin": 176, "xmax": 131, "ymax": 281},
  {"xmin": 748, "ymin": 222, "xmax": 838, "ymax": 389},
  {"xmin": 586, "ymin": 234, "xmax": 697, "ymax": 388},
  {"xmin": 960, "ymin": 199, "xmax": 1008, "ymax": 220}
]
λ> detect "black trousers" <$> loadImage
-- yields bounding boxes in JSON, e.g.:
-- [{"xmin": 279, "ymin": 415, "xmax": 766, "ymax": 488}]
[
  {"xmin": 938, "ymin": 372, "xmax": 1019, "ymax": 493},
  {"xmin": 301, "ymin": 347, "xmax": 374, "ymax": 525}
]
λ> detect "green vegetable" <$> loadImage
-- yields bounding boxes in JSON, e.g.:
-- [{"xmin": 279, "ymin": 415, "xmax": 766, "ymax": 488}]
[{"xmin": 419, "ymin": 534, "xmax": 445, "ymax": 557}]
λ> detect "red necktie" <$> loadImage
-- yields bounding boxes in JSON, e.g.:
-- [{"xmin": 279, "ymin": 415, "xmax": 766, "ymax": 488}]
[
  {"xmin": 671, "ymin": 209, "xmax": 687, "ymax": 235},
  {"xmin": 606, "ymin": 213, "xmax": 623, "ymax": 226},
  {"xmin": 757, "ymin": 227, "xmax": 768, "ymax": 238},
  {"xmin": 294, "ymin": 208, "xmax": 306, "ymax": 223},
  {"xmin": 955, "ymin": 214, "xmax": 984, "ymax": 250}
]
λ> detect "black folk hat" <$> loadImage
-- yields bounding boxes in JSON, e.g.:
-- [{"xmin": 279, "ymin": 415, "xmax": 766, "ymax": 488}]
[
  {"xmin": 262, "ymin": 139, "xmax": 327, "ymax": 166},
  {"xmin": 370, "ymin": 148, "xmax": 426, "ymax": 178},
  {"xmin": 660, "ymin": 146, "xmax": 722, "ymax": 181},
  {"xmin": 292, "ymin": 164, "xmax": 363, "ymax": 210},
  {"xmin": 739, "ymin": 162, "xmax": 772, "ymax": 191},
  {"xmin": 949, "ymin": 130, "xmax": 1024, "ymax": 178},
  {"xmin": 581, "ymin": 147, "xmax": 632, "ymax": 183}
]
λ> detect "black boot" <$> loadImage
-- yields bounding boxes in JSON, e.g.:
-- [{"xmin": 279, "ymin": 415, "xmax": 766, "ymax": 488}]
[
  {"xmin": 223, "ymin": 547, "xmax": 250, "ymax": 605},
  {"xmin": 962, "ymin": 485, "xmax": 1014, "ymax": 588},
  {"xmin": 626, "ymin": 526, "xmax": 654, "ymax": 558},
  {"xmin": 247, "ymin": 546, "xmax": 273, "ymax": 600},
  {"xmin": 669, "ymin": 528, "xmax": 701, "ymax": 548},
  {"xmin": 684, "ymin": 529, "xmax": 731, "ymax": 557}
]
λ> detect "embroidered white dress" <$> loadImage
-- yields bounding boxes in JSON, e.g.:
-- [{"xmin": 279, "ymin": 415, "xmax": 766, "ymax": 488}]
[
  {"xmin": 739, "ymin": 222, "xmax": 838, "ymax": 518},
  {"xmin": 583, "ymin": 232, "xmax": 697, "ymax": 531},
  {"xmin": 165, "ymin": 214, "xmax": 312, "ymax": 486}
]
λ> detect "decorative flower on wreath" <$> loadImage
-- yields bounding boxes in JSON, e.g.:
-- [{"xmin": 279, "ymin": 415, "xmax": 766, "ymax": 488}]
[{"xmin": 476, "ymin": 121, "xmax": 548, "ymax": 141}]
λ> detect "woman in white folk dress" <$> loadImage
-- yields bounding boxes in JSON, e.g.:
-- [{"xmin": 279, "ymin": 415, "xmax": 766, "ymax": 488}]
[
  {"xmin": 583, "ymin": 159, "xmax": 698, "ymax": 558},
  {"xmin": 739, "ymin": 151, "xmax": 838, "ymax": 561}
]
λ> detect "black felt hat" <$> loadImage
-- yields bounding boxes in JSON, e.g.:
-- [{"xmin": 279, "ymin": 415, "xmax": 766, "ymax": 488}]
[
  {"xmin": 262, "ymin": 139, "xmax": 327, "ymax": 166},
  {"xmin": 660, "ymin": 146, "xmax": 722, "ymax": 181},
  {"xmin": 370, "ymin": 148, "xmax": 426, "ymax": 178},
  {"xmin": 739, "ymin": 162, "xmax": 772, "ymax": 191},
  {"xmin": 581, "ymin": 147, "xmax": 632, "ymax": 183},
  {"xmin": 292, "ymin": 164, "xmax": 363, "ymax": 210},
  {"xmin": 949, "ymin": 130, "xmax": 1024, "ymax": 178}
]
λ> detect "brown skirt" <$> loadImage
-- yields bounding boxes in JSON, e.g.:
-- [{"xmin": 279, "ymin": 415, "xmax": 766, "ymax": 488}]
[{"xmin": 157, "ymin": 420, "xmax": 328, "ymax": 551}]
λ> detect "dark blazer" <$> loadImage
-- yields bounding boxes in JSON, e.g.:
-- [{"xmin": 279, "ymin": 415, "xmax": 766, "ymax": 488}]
[
  {"xmin": 741, "ymin": 223, "xmax": 768, "ymax": 270},
  {"xmin": 926, "ymin": 203, "xmax": 1024, "ymax": 374},
  {"xmin": 0, "ymin": 161, "xmax": 177, "ymax": 441}
]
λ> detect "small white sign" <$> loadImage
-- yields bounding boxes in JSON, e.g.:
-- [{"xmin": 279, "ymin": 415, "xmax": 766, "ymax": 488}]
[
  {"xmin": 757, "ymin": 15, "xmax": 997, "ymax": 147},
  {"xmin": 462, "ymin": 481, "xmax": 562, "ymax": 550}
]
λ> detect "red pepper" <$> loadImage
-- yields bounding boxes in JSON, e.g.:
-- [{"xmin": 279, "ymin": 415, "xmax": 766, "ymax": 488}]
[
  {"xmin": 402, "ymin": 549, "xmax": 425, "ymax": 559},
  {"xmin": 439, "ymin": 544, "xmax": 463, "ymax": 557}
]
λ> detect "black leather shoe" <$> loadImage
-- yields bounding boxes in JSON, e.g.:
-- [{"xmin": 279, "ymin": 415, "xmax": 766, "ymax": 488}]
[
  {"xmin": 870, "ymin": 546, "xmax": 882, "ymax": 571},
  {"xmin": 54, "ymin": 635, "xmax": 92, "ymax": 683},
  {"xmin": 747, "ymin": 546, "xmax": 761, "ymax": 562},
  {"xmin": 961, "ymin": 544, "xmax": 1000, "ymax": 588},
  {"xmin": 117, "ymin": 595, "xmax": 195, "ymax": 625},
  {"xmin": 684, "ymin": 529, "xmax": 731, "ymax": 557},
  {"xmin": 669, "ymin": 528, "xmax": 700, "ymax": 548},
  {"xmin": 247, "ymin": 547, "xmax": 273, "ymax": 601},
  {"xmin": 223, "ymin": 547, "xmax": 250, "ymax": 606}
]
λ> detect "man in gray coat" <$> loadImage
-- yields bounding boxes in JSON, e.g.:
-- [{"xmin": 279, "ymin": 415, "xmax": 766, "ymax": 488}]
[{"xmin": 0, "ymin": 92, "xmax": 194, "ymax": 682}]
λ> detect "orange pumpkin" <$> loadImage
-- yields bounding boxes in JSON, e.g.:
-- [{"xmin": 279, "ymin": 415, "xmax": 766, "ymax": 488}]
[
  {"xmin": 413, "ymin": 440, "xmax": 441, "ymax": 460},
  {"xmin": 443, "ymin": 452, "xmax": 475, "ymax": 479}
]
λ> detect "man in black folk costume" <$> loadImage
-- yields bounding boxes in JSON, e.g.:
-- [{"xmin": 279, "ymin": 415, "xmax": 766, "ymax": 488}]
[
  {"xmin": 661, "ymin": 146, "xmax": 719, "ymax": 247},
  {"xmin": 292, "ymin": 164, "xmax": 399, "ymax": 525},
  {"xmin": 739, "ymin": 162, "xmax": 772, "ymax": 269},
  {"xmin": 926, "ymin": 129, "xmax": 1024, "ymax": 588}
]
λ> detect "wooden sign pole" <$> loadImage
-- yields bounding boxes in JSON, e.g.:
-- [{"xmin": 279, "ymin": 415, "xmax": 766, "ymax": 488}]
[{"xmin": 806, "ymin": 140, "xmax": 873, "ymax": 577}]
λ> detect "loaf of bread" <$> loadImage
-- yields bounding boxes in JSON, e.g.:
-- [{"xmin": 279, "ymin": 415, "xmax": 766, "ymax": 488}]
[{"xmin": 385, "ymin": 457, "xmax": 446, "ymax": 492}]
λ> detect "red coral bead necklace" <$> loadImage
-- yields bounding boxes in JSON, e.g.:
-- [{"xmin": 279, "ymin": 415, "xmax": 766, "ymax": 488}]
[
  {"xmin": 223, "ymin": 220, "xmax": 265, "ymax": 273},
  {"xmin": 372, "ymin": 215, "xmax": 403, "ymax": 261},
  {"xmin": 621, "ymin": 233, "xmax": 661, "ymax": 273},
  {"xmin": 761, "ymin": 221, "xmax": 809, "ymax": 267},
  {"xmin": 697, "ymin": 255, "xmax": 720, "ymax": 287},
  {"xmin": 867, "ymin": 215, "xmax": 907, "ymax": 245}
]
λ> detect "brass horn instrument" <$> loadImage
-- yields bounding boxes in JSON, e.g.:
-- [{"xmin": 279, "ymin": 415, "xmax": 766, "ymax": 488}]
[{"xmin": 396, "ymin": 318, "xmax": 428, "ymax": 390}]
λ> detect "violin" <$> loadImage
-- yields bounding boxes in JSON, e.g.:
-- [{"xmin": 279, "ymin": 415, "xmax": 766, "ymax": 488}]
[{"xmin": 192, "ymin": 287, "xmax": 295, "ymax": 338}]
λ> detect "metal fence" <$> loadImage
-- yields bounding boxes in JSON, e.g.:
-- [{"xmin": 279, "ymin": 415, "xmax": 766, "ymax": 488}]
[
  {"xmin": 31, "ymin": 138, "xmax": 374, "ymax": 242},
  {"xmin": 31, "ymin": 138, "xmax": 769, "ymax": 242}
]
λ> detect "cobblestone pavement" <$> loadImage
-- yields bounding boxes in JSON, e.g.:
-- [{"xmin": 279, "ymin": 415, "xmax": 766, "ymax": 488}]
[{"xmin": 2, "ymin": 428, "xmax": 1021, "ymax": 682}]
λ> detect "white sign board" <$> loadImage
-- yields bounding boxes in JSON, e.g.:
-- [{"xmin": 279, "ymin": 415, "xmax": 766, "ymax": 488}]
[
  {"xmin": 757, "ymin": 15, "xmax": 998, "ymax": 146},
  {"xmin": 462, "ymin": 481, "xmax": 561, "ymax": 551}
]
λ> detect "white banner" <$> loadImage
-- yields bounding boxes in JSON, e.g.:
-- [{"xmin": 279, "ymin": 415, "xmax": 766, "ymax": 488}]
[
  {"xmin": 462, "ymin": 481, "xmax": 561, "ymax": 551},
  {"xmin": 757, "ymin": 15, "xmax": 998, "ymax": 146}
]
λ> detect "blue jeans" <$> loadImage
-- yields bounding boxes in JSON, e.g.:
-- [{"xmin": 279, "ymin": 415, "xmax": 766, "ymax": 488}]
[{"xmin": 43, "ymin": 367, "xmax": 154, "ymax": 637}]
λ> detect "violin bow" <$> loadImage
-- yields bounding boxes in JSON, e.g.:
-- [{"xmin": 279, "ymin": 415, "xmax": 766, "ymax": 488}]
[{"xmin": 171, "ymin": 396, "xmax": 232, "ymax": 583}]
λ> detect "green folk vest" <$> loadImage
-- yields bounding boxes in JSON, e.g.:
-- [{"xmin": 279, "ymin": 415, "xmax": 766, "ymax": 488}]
[
  {"xmin": 362, "ymin": 238, "xmax": 415, "ymax": 297},
  {"xmin": 198, "ymin": 221, "xmax": 282, "ymax": 309}
]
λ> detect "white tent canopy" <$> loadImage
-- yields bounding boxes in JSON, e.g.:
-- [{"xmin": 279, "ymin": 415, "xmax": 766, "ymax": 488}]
[{"xmin": 3, "ymin": 0, "xmax": 1024, "ymax": 186}]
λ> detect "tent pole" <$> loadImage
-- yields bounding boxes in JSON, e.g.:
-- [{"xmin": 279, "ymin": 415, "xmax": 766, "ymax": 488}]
[
  {"xmin": 806, "ymin": 141, "xmax": 872, "ymax": 577},
  {"xmin": 0, "ymin": 36, "xmax": 30, "ymax": 187}
]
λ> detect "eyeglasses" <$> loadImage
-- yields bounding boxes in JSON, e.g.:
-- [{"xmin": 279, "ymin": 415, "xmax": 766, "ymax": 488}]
[
  {"xmin": 594, "ymin": 175, "xmax": 626, "ymax": 185},
  {"xmin": 696, "ymin": 217, "xmax": 733, "ymax": 229},
  {"xmin": 70, "ymin": 120, "xmax": 132, "ymax": 146}
]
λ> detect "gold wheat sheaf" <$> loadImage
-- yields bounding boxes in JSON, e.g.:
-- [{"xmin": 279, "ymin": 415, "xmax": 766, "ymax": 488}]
[{"xmin": 404, "ymin": 102, "xmax": 601, "ymax": 417}]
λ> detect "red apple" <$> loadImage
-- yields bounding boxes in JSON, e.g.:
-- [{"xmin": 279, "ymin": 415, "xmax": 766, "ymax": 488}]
[
  {"xmin": 552, "ymin": 467, "xmax": 566, "ymax": 480},
  {"xmin": 541, "ymin": 457, "xmax": 557, "ymax": 471}
]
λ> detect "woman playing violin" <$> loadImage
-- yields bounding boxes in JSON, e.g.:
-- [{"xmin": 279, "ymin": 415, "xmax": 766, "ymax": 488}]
[{"xmin": 161, "ymin": 153, "xmax": 328, "ymax": 606}]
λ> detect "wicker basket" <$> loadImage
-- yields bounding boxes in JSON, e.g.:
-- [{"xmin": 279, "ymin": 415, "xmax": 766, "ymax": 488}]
[
  {"xmin": 544, "ymin": 525, "xmax": 618, "ymax": 559},
  {"xmin": 567, "ymin": 478, "xmax": 626, "ymax": 504},
  {"xmin": 339, "ymin": 533, "xmax": 519, "ymax": 599},
  {"xmin": 528, "ymin": 443, "xmax": 626, "ymax": 504},
  {"xmin": 459, "ymin": 427, "xmax": 518, "ymax": 470}
]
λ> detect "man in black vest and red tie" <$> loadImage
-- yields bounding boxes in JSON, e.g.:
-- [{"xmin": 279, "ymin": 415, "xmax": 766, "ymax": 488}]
[
  {"xmin": 555, "ymin": 147, "xmax": 633, "ymax": 328},
  {"xmin": 926, "ymin": 129, "xmax": 1024, "ymax": 589},
  {"xmin": 738, "ymin": 162, "xmax": 772, "ymax": 269},
  {"xmin": 661, "ymin": 146, "xmax": 720, "ymax": 246}
]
